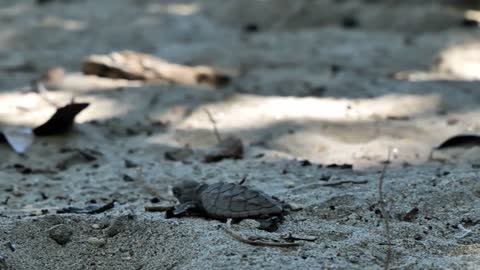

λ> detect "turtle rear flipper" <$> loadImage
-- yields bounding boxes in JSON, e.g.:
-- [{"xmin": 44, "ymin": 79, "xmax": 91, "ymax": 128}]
[{"xmin": 257, "ymin": 216, "xmax": 283, "ymax": 232}]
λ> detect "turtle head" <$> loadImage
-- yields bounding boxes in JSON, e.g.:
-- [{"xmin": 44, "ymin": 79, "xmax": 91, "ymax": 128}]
[{"xmin": 172, "ymin": 180, "xmax": 203, "ymax": 204}]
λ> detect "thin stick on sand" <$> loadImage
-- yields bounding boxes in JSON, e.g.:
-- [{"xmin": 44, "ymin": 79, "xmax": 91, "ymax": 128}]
[
  {"xmin": 224, "ymin": 219, "xmax": 301, "ymax": 248},
  {"xmin": 204, "ymin": 109, "xmax": 222, "ymax": 143},
  {"xmin": 378, "ymin": 150, "xmax": 393, "ymax": 270}
]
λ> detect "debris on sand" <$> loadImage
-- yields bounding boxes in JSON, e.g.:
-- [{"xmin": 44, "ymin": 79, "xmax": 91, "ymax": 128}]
[
  {"xmin": 435, "ymin": 134, "xmax": 480, "ymax": 149},
  {"xmin": 402, "ymin": 207, "xmax": 420, "ymax": 222},
  {"xmin": 204, "ymin": 136, "xmax": 244, "ymax": 163},
  {"xmin": 0, "ymin": 127, "xmax": 34, "ymax": 153},
  {"xmin": 56, "ymin": 201, "xmax": 115, "ymax": 215},
  {"xmin": 33, "ymin": 102, "xmax": 89, "ymax": 136},
  {"xmin": 325, "ymin": 164, "xmax": 353, "ymax": 169},
  {"xmin": 82, "ymin": 51, "xmax": 231, "ymax": 88},
  {"xmin": 0, "ymin": 102, "xmax": 89, "ymax": 153}
]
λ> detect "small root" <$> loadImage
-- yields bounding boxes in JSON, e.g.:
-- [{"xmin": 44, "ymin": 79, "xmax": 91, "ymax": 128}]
[
  {"xmin": 224, "ymin": 219, "xmax": 301, "ymax": 248},
  {"xmin": 204, "ymin": 109, "xmax": 222, "ymax": 143}
]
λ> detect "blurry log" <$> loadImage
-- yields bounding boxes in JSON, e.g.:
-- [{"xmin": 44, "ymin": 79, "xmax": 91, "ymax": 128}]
[{"xmin": 82, "ymin": 51, "xmax": 231, "ymax": 87}]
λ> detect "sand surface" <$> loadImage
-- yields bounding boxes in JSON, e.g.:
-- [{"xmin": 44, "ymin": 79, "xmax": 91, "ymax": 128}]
[{"xmin": 0, "ymin": 1, "xmax": 480, "ymax": 269}]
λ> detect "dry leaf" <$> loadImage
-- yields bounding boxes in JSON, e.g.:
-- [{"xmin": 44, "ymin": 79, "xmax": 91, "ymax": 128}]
[
  {"xmin": 436, "ymin": 134, "xmax": 480, "ymax": 149},
  {"xmin": 33, "ymin": 103, "xmax": 89, "ymax": 136},
  {"xmin": 204, "ymin": 136, "xmax": 243, "ymax": 163},
  {"xmin": 1, "ymin": 127, "xmax": 34, "ymax": 153}
]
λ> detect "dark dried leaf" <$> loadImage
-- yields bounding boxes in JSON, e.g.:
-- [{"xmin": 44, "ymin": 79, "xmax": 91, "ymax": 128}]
[
  {"xmin": 204, "ymin": 136, "xmax": 243, "ymax": 163},
  {"xmin": 33, "ymin": 103, "xmax": 89, "ymax": 136},
  {"xmin": 8, "ymin": 163, "xmax": 56, "ymax": 174},
  {"xmin": 243, "ymin": 23, "xmax": 260, "ymax": 33},
  {"xmin": 122, "ymin": 174, "xmax": 135, "ymax": 182},
  {"xmin": 144, "ymin": 205, "xmax": 175, "ymax": 212},
  {"xmin": 436, "ymin": 134, "xmax": 480, "ymax": 149},
  {"xmin": 325, "ymin": 164, "xmax": 352, "ymax": 169},
  {"xmin": 55, "ymin": 148, "xmax": 100, "ymax": 170},
  {"xmin": 88, "ymin": 200, "xmax": 115, "ymax": 214},
  {"xmin": 56, "ymin": 201, "xmax": 115, "ymax": 214},
  {"xmin": 299, "ymin": 160, "xmax": 312, "ymax": 166},
  {"xmin": 402, "ymin": 207, "xmax": 419, "ymax": 222},
  {"xmin": 195, "ymin": 73, "xmax": 231, "ymax": 88},
  {"xmin": 124, "ymin": 159, "xmax": 138, "ymax": 168}
]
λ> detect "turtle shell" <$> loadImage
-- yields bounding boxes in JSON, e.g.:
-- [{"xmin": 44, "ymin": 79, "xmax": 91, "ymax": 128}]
[{"xmin": 199, "ymin": 182, "xmax": 283, "ymax": 219}]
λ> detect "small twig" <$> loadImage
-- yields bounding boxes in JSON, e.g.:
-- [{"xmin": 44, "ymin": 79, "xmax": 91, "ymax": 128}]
[
  {"xmin": 378, "ymin": 149, "xmax": 392, "ymax": 270},
  {"xmin": 281, "ymin": 233, "xmax": 317, "ymax": 242},
  {"xmin": 224, "ymin": 219, "xmax": 301, "ymax": 248},
  {"xmin": 238, "ymin": 175, "xmax": 248, "ymax": 185},
  {"xmin": 204, "ymin": 109, "xmax": 222, "ymax": 143},
  {"xmin": 2, "ymin": 196, "xmax": 10, "ymax": 205},
  {"xmin": 88, "ymin": 200, "xmax": 116, "ymax": 214},
  {"xmin": 457, "ymin": 224, "xmax": 473, "ymax": 239},
  {"xmin": 321, "ymin": 180, "xmax": 368, "ymax": 187},
  {"xmin": 144, "ymin": 205, "xmax": 175, "ymax": 212}
]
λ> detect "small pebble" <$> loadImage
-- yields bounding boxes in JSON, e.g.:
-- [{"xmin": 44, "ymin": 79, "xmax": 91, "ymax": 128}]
[
  {"xmin": 91, "ymin": 224, "xmax": 100, "ymax": 229},
  {"xmin": 284, "ymin": 181, "xmax": 295, "ymax": 188},
  {"xmin": 87, "ymin": 237, "xmax": 106, "ymax": 247},
  {"xmin": 124, "ymin": 159, "xmax": 138, "ymax": 168},
  {"xmin": 48, "ymin": 224, "xmax": 73, "ymax": 245},
  {"xmin": 243, "ymin": 23, "xmax": 259, "ymax": 33},
  {"xmin": 288, "ymin": 203, "xmax": 304, "ymax": 212},
  {"xmin": 150, "ymin": 197, "xmax": 160, "ymax": 203}
]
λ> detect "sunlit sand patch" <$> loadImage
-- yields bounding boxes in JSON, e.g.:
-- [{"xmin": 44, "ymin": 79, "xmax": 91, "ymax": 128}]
[{"xmin": 179, "ymin": 94, "xmax": 442, "ymax": 131}]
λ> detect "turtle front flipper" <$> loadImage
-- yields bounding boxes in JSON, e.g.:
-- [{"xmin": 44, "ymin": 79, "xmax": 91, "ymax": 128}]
[{"xmin": 165, "ymin": 202, "xmax": 197, "ymax": 218}]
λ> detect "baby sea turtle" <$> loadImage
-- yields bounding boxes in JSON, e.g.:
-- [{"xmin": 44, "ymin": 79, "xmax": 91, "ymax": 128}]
[{"xmin": 168, "ymin": 180, "xmax": 286, "ymax": 231}]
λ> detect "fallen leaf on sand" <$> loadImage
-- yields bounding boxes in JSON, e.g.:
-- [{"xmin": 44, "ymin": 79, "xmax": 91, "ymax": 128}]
[
  {"xmin": 325, "ymin": 164, "xmax": 353, "ymax": 169},
  {"xmin": 435, "ymin": 134, "xmax": 480, "ymax": 149},
  {"xmin": 0, "ymin": 127, "xmax": 34, "ymax": 153},
  {"xmin": 402, "ymin": 207, "xmax": 419, "ymax": 222},
  {"xmin": 33, "ymin": 103, "xmax": 89, "ymax": 136},
  {"xmin": 204, "ymin": 136, "xmax": 244, "ymax": 163}
]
